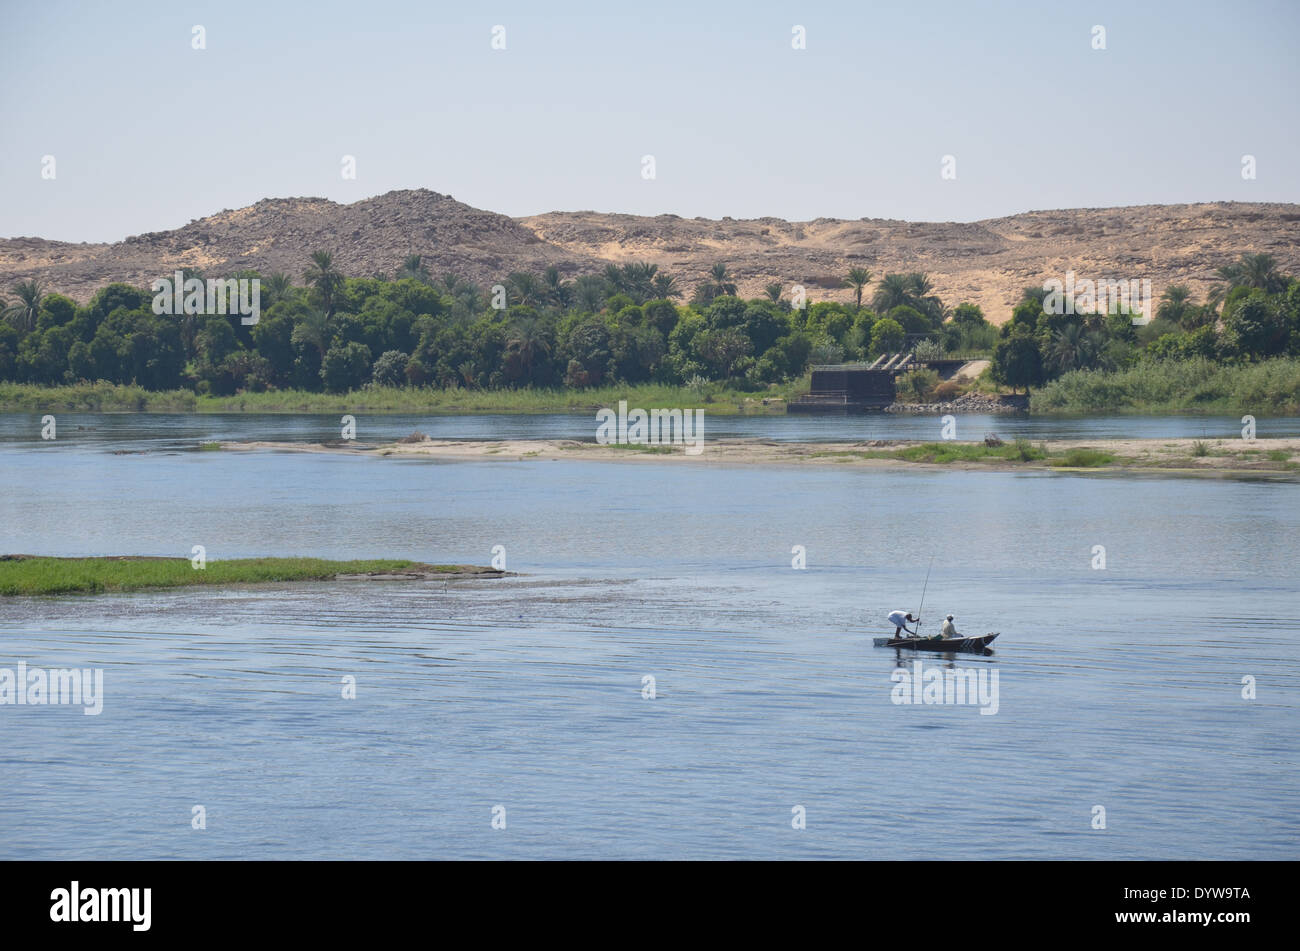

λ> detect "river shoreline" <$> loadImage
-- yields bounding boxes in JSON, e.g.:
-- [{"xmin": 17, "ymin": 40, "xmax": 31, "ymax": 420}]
[{"xmin": 216, "ymin": 435, "xmax": 1300, "ymax": 477}]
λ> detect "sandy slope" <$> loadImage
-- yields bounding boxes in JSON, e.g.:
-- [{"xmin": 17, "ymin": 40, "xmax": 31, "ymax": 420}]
[{"xmin": 220, "ymin": 436, "xmax": 1300, "ymax": 475}]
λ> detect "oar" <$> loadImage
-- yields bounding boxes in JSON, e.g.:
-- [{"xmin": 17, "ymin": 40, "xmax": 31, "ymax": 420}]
[{"xmin": 915, "ymin": 553, "xmax": 936, "ymax": 638}]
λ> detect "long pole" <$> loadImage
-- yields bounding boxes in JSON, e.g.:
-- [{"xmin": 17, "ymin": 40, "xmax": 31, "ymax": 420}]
[{"xmin": 915, "ymin": 554, "xmax": 936, "ymax": 637}]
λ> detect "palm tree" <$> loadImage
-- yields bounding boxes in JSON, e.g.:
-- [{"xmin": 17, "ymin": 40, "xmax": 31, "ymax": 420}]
[
  {"xmin": 651, "ymin": 272, "xmax": 681, "ymax": 300},
  {"xmin": 764, "ymin": 282, "xmax": 783, "ymax": 303},
  {"xmin": 398, "ymin": 255, "xmax": 431, "ymax": 284},
  {"xmin": 304, "ymin": 251, "xmax": 344, "ymax": 317},
  {"xmin": 506, "ymin": 271, "xmax": 544, "ymax": 308},
  {"xmin": 262, "ymin": 273, "xmax": 294, "ymax": 308},
  {"xmin": 691, "ymin": 264, "xmax": 737, "ymax": 307},
  {"xmin": 542, "ymin": 265, "xmax": 572, "ymax": 309},
  {"xmin": 4, "ymin": 279, "xmax": 44, "ymax": 332},
  {"xmin": 1047, "ymin": 323, "xmax": 1087, "ymax": 373},
  {"xmin": 574, "ymin": 275, "xmax": 608, "ymax": 312},
  {"xmin": 1241, "ymin": 253, "xmax": 1283, "ymax": 293},
  {"xmin": 906, "ymin": 272, "xmax": 933, "ymax": 299},
  {"xmin": 1156, "ymin": 285, "xmax": 1194, "ymax": 327},
  {"xmin": 842, "ymin": 268, "xmax": 872, "ymax": 311},
  {"xmin": 872, "ymin": 273, "xmax": 912, "ymax": 312},
  {"xmin": 290, "ymin": 307, "xmax": 332, "ymax": 357},
  {"xmin": 598, "ymin": 262, "xmax": 664, "ymax": 304},
  {"xmin": 505, "ymin": 318, "xmax": 551, "ymax": 382},
  {"xmin": 1019, "ymin": 284, "xmax": 1052, "ymax": 307},
  {"xmin": 709, "ymin": 262, "xmax": 737, "ymax": 297},
  {"xmin": 1216, "ymin": 252, "xmax": 1284, "ymax": 293}
]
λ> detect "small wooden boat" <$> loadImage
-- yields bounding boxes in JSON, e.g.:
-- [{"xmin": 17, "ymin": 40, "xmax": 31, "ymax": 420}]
[{"xmin": 872, "ymin": 632, "xmax": 999, "ymax": 652}]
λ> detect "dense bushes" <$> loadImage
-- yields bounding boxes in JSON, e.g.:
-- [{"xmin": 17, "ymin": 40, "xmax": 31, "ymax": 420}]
[
  {"xmin": 1030, "ymin": 357, "xmax": 1300, "ymax": 414},
  {"xmin": 0, "ymin": 261, "xmax": 987, "ymax": 396},
  {"xmin": 993, "ymin": 254, "xmax": 1300, "ymax": 397}
]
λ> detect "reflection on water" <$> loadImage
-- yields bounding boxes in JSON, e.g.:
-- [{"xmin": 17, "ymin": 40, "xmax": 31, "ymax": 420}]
[{"xmin": 1, "ymin": 423, "xmax": 1298, "ymax": 859}]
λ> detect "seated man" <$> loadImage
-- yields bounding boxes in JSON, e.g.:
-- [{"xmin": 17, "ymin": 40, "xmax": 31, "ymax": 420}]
[
  {"xmin": 887, "ymin": 610, "xmax": 919, "ymax": 638},
  {"xmin": 941, "ymin": 615, "xmax": 959, "ymax": 638}
]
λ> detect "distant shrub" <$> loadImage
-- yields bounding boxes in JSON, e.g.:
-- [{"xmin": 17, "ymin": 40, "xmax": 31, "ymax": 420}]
[
  {"xmin": 321, "ymin": 342, "xmax": 373, "ymax": 393},
  {"xmin": 897, "ymin": 368, "xmax": 940, "ymax": 402},
  {"xmin": 932, "ymin": 380, "xmax": 961, "ymax": 401},
  {"xmin": 913, "ymin": 339, "xmax": 943, "ymax": 361},
  {"xmin": 809, "ymin": 342, "xmax": 844, "ymax": 366},
  {"xmin": 1011, "ymin": 438, "xmax": 1041, "ymax": 461},
  {"xmin": 371, "ymin": 350, "xmax": 409, "ymax": 387}
]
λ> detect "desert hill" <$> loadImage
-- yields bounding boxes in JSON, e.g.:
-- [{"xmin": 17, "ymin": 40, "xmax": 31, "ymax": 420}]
[{"xmin": 3, "ymin": 189, "xmax": 1297, "ymax": 322}]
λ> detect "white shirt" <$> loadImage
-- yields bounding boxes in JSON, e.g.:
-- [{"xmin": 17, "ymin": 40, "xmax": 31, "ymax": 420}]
[
  {"xmin": 941, "ymin": 618, "xmax": 958, "ymax": 637},
  {"xmin": 888, "ymin": 610, "xmax": 910, "ymax": 628}
]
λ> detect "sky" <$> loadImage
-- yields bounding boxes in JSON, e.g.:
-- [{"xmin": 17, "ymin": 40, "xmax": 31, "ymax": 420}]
[{"xmin": 1, "ymin": 0, "xmax": 1298, "ymax": 242}]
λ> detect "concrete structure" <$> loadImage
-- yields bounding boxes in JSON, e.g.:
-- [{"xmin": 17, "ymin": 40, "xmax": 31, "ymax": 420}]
[{"xmin": 787, "ymin": 354, "xmax": 914, "ymax": 414}]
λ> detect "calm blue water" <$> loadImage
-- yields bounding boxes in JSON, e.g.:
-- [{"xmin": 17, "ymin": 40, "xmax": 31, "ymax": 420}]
[
  {"xmin": 1, "ymin": 420, "xmax": 1298, "ymax": 859},
  {"xmin": 1, "ymin": 410, "xmax": 1298, "ymax": 451}
]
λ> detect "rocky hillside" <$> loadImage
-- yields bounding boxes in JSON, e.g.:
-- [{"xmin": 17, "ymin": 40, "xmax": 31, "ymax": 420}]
[
  {"xmin": 523, "ymin": 203, "xmax": 1300, "ymax": 320},
  {"xmin": 0, "ymin": 190, "xmax": 602, "ymax": 304},
  {"xmin": 3, "ymin": 189, "xmax": 1297, "ymax": 322}
]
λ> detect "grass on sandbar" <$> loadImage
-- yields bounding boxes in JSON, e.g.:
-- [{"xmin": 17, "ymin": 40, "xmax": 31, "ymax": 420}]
[
  {"xmin": 890, "ymin": 439, "xmax": 1048, "ymax": 464},
  {"xmin": 0, "ymin": 556, "xmax": 426, "ymax": 596},
  {"xmin": 1048, "ymin": 448, "xmax": 1115, "ymax": 468}
]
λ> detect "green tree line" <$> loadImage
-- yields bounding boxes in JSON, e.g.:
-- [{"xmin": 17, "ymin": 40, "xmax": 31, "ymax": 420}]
[
  {"xmin": 0, "ymin": 257, "xmax": 992, "ymax": 395},
  {"xmin": 990, "ymin": 253, "xmax": 1300, "ymax": 395},
  {"xmin": 4, "ymin": 252, "xmax": 1293, "ymax": 397}
]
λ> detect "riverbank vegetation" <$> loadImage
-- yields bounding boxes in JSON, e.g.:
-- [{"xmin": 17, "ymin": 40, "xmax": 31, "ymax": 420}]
[
  {"xmin": 998, "ymin": 254, "xmax": 1300, "ymax": 413},
  {"xmin": 0, "ymin": 380, "xmax": 799, "ymax": 414},
  {"xmin": 3, "ymin": 252, "xmax": 1297, "ymax": 414},
  {"xmin": 0, "ymin": 556, "xmax": 483, "ymax": 596},
  {"xmin": 1030, "ymin": 356, "xmax": 1300, "ymax": 415},
  {"xmin": 0, "ymin": 258, "xmax": 991, "ymax": 402}
]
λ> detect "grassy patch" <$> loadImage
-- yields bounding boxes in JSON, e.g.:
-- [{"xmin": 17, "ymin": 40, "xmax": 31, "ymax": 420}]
[
  {"xmin": 0, "ymin": 556, "xmax": 443, "ymax": 596},
  {"xmin": 1048, "ymin": 448, "xmax": 1115, "ymax": 468},
  {"xmin": 195, "ymin": 383, "xmax": 789, "ymax": 416},
  {"xmin": 599, "ymin": 442, "xmax": 677, "ymax": 453},
  {"xmin": 198, "ymin": 441, "xmax": 222, "ymax": 451},
  {"xmin": 0, "ymin": 382, "xmax": 797, "ymax": 416},
  {"xmin": 892, "ymin": 439, "xmax": 1047, "ymax": 464},
  {"xmin": 0, "ymin": 382, "xmax": 198, "ymax": 412}
]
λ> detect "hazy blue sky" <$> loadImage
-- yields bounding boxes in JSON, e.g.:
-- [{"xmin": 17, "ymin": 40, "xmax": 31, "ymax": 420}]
[{"xmin": 2, "ymin": 0, "xmax": 1297, "ymax": 241}]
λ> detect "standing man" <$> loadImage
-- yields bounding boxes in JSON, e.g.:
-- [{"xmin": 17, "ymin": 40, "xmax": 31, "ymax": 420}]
[{"xmin": 887, "ymin": 610, "xmax": 919, "ymax": 638}]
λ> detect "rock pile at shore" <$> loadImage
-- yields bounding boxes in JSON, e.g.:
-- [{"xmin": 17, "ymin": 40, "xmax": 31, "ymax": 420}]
[{"xmin": 886, "ymin": 393, "xmax": 1028, "ymax": 414}]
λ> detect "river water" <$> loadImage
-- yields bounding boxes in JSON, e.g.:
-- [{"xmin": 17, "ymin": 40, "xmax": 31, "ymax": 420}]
[
  {"xmin": 2, "ymin": 410, "xmax": 1299, "ymax": 450},
  {"xmin": 1, "ymin": 414, "xmax": 1297, "ymax": 859}
]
